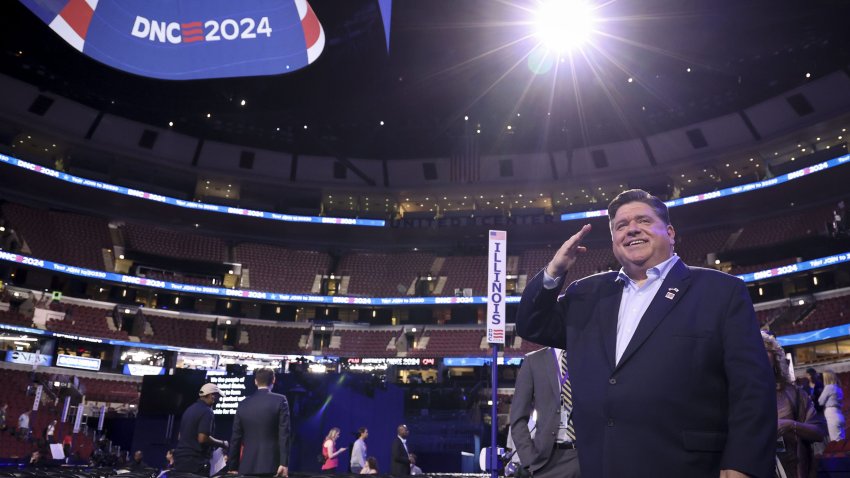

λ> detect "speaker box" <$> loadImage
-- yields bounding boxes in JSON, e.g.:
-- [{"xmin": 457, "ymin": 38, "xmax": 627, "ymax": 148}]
[
  {"xmin": 28, "ymin": 95, "xmax": 54, "ymax": 116},
  {"xmin": 422, "ymin": 162, "xmax": 437, "ymax": 180},
  {"xmin": 786, "ymin": 93, "xmax": 814, "ymax": 116},
  {"xmin": 685, "ymin": 129, "xmax": 708, "ymax": 149},
  {"xmin": 240, "ymin": 151, "xmax": 255, "ymax": 170},
  {"xmin": 139, "ymin": 130, "xmax": 158, "ymax": 149},
  {"xmin": 591, "ymin": 149, "xmax": 609, "ymax": 168}
]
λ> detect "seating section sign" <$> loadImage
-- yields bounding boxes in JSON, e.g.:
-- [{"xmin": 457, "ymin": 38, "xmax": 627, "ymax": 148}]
[
  {"xmin": 20, "ymin": 0, "xmax": 325, "ymax": 80},
  {"xmin": 123, "ymin": 363, "xmax": 166, "ymax": 376},
  {"xmin": 56, "ymin": 354, "xmax": 101, "ymax": 371}
]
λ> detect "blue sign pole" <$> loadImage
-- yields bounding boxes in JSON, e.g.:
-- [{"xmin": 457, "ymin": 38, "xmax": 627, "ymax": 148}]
[{"xmin": 491, "ymin": 344, "xmax": 499, "ymax": 478}]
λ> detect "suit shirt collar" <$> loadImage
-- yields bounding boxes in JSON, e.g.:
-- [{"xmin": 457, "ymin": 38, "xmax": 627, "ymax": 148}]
[{"xmin": 615, "ymin": 254, "xmax": 679, "ymax": 286}]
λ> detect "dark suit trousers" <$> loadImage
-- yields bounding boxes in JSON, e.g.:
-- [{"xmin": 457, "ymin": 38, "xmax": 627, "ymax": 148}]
[{"xmin": 534, "ymin": 448, "xmax": 580, "ymax": 478}]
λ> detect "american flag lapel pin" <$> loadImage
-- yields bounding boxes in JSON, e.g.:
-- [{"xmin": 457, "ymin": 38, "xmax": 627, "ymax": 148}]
[{"xmin": 665, "ymin": 287, "xmax": 679, "ymax": 300}]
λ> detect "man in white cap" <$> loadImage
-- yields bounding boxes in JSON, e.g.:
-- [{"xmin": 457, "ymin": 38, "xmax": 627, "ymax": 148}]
[{"xmin": 173, "ymin": 383, "xmax": 229, "ymax": 475}]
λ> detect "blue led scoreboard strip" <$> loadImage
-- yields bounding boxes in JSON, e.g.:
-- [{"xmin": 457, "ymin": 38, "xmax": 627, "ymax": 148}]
[
  {"xmin": 0, "ymin": 322, "xmax": 302, "ymax": 359},
  {"xmin": 2, "ymin": 250, "xmax": 849, "ymax": 306},
  {"xmin": 0, "ymin": 154, "xmax": 384, "ymax": 227},
  {"xmin": 776, "ymin": 324, "xmax": 850, "ymax": 347},
  {"xmin": 0, "ymin": 322, "xmax": 182, "ymax": 352},
  {"xmin": 1, "ymin": 309, "xmax": 842, "ymax": 356},
  {"xmin": 0, "ymin": 249, "xmax": 503, "ymax": 305},
  {"xmin": 4, "ymin": 152, "xmax": 848, "ymax": 229},
  {"xmin": 561, "ymin": 153, "xmax": 850, "ymax": 222},
  {"xmin": 734, "ymin": 252, "xmax": 850, "ymax": 282}
]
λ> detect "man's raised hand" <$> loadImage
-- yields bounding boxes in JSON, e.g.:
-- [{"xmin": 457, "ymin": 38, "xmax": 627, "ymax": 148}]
[{"xmin": 546, "ymin": 224, "xmax": 592, "ymax": 278}]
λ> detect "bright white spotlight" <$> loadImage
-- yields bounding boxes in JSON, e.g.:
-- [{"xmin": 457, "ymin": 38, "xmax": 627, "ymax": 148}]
[{"xmin": 535, "ymin": 0, "xmax": 596, "ymax": 52}]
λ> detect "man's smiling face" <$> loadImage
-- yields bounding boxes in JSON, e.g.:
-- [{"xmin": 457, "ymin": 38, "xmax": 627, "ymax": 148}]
[{"xmin": 610, "ymin": 201, "xmax": 675, "ymax": 279}]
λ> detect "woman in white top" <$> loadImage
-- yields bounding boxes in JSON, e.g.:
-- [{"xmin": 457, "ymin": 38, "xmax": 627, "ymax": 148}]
[
  {"xmin": 45, "ymin": 419, "xmax": 57, "ymax": 443},
  {"xmin": 819, "ymin": 369, "xmax": 847, "ymax": 441}
]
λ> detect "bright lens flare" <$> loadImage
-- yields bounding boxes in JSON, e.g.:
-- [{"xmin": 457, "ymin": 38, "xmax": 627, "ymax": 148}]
[{"xmin": 535, "ymin": 0, "xmax": 596, "ymax": 52}]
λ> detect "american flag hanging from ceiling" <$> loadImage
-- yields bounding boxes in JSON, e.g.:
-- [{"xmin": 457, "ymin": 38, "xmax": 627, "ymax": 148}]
[{"xmin": 450, "ymin": 133, "xmax": 480, "ymax": 183}]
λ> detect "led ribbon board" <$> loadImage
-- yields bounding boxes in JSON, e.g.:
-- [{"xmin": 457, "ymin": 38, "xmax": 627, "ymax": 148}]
[
  {"xmin": 0, "ymin": 154, "xmax": 384, "ymax": 227},
  {"xmin": 443, "ymin": 357, "xmax": 523, "ymax": 366},
  {"xmin": 4, "ymin": 151, "xmax": 846, "ymax": 228},
  {"xmin": 777, "ymin": 323, "xmax": 850, "ymax": 347},
  {"xmin": 0, "ymin": 322, "xmax": 299, "ymax": 358},
  {"xmin": 0, "ymin": 302, "xmax": 844, "ymax": 352},
  {"xmin": 0, "ymin": 249, "xmax": 514, "ymax": 304},
  {"xmin": 561, "ymin": 153, "xmax": 850, "ymax": 222},
  {"xmin": 2, "ymin": 250, "xmax": 849, "ymax": 306},
  {"xmin": 20, "ymin": 0, "xmax": 324, "ymax": 80}
]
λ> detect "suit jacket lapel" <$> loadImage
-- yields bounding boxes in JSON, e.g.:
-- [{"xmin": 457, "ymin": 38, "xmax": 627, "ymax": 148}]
[
  {"xmin": 545, "ymin": 348, "xmax": 560, "ymax": 399},
  {"xmin": 615, "ymin": 260, "xmax": 691, "ymax": 371},
  {"xmin": 598, "ymin": 280, "xmax": 624, "ymax": 372}
]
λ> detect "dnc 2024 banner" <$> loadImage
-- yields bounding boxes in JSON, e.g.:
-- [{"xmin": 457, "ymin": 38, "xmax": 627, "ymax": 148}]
[{"xmin": 20, "ymin": 0, "xmax": 325, "ymax": 80}]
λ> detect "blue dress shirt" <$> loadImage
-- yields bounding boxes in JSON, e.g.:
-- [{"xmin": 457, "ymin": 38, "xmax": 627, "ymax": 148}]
[{"xmin": 543, "ymin": 254, "xmax": 681, "ymax": 364}]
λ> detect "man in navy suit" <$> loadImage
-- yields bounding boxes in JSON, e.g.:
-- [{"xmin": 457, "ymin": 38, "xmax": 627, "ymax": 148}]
[
  {"xmin": 516, "ymin": 189, "xmax": 776, "ymax": 478},
  {"xmin": 391, "ymin": 424, "xmax": 411, "ymax": 476},
  {"xmin": 228, "ymin": 368, "xmax": 290, "ymax": 477}
]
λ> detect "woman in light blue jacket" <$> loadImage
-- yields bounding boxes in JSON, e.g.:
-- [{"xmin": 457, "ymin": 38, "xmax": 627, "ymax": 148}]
[{"xmin": 819, "ymin": 369, "xmax": 847, "ymax": 441}]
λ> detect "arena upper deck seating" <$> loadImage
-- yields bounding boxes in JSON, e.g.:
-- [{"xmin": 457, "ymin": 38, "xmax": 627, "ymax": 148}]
[
  {"xmin": 332, "ymin": 328, "xmax": 400, "ymax": 357},
  {"xmin": 0, "ymin": 199, "xmax": 839, "ymax": 300},
  {"xmin": 2, "ymin": 203, "xmax": 111, "ymax": 270},
  {"xmin": 408, "ymin": 328, "xmax": 487, "ymax": 357},
  {"xmin": 143, "ymin": 313, "xmax": 217, "ymax": 349},
  {"xmin": 339, "ymin": 251, "xmax": 436, "ymax": 297},
  {"xmin": 731, "ymin": 204, "xmax": 831, "ymax": 251},
  {"xmin": 767, "ymin": 293, "xmax": 850, "ymax": 337},
  {"xmin": 0, "ymin": 309, "xmax": 34, "ymax": 328},
  {"xmin": 46, "ymin": 303, "xmax": 129, "ymax": 341},
  {"xmin": 123, "ymin": 222, "xmax": 229, "ymax": 263},
  {"xmin": 235, "ymin": 322, "xmax": 310, "ymax": 354},
  {"xmin": 233, "ymin": 243, "xmax": 331, "ymax": 294}
]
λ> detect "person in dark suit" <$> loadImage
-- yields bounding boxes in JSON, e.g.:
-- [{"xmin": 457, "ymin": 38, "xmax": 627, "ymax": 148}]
[
  {"xmin": 126, "ymin": 450, "xmax": 149, "ymax": 471},
  {"xmin": 804, "ymin": 368, "xmax": 825, "ymax": 415},
  {"xmin": 24, "ymin": 449, "xmax": 50, "ymax": 467},
  {"xmin": 516, "ymin": 189, "xmax": 776, "ymax": 478},
  {"xmin": 228, "ymin": 368, "xmax": 291, "ymax": 477},
  {"xmin": 510, "ymin": 347, "xmax": 580, "ymax": 478},
  {"xmin": 390, "ymin": 424, "xmax": 411, "ymax": 476}
]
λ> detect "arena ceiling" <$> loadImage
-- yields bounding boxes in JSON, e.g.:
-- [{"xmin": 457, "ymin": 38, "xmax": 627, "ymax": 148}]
[{"xmin": 1, "ymin": 0, "xmax": 849, "ymax": 160}]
